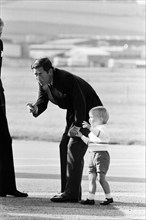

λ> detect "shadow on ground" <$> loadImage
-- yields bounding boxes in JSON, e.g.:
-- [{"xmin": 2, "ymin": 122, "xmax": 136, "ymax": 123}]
[{"xmin": 1, "ymin": 196, "xmax": 137, "ymax": 219}]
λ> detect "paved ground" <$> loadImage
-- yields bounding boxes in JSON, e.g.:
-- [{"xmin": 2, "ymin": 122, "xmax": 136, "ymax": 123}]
[{"xmin": 0, "ymin": 140, "xmax": 145, "ymax": 220}]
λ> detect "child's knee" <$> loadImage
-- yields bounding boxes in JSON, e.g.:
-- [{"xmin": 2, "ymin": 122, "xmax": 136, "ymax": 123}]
[
  {"xmin": 89, "ymin": 172, "xmax": 96, "ymax": 182},
  {"xmin": 98, "ymin": 173, "xmax": 105, "ymax": 183}
]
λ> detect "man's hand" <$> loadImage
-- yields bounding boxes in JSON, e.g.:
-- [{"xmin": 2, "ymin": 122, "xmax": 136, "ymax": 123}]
[
  {"xmin": 75, "ymin": 130, "xmax": 83, "ymax": 138},
  {"xmin": 68, "ymin": 126, "xmax": 80, "ymax": 137},
  {"xmin": 26, "ymin": 103, "xmax": 38, "ymax": 114}
]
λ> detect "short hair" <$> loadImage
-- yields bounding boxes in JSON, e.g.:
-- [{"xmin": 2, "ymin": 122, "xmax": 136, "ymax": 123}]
[
  {"xmin": 89, "ymin": 106, "xmax": 109, "ymax": 124},
  {"xmin": 0, "ymin": 18, "xmax": 4, "ymax": 27},
  {"xmin": 31, "ymin": 57, "xmax": 52, "ymax": 72}
]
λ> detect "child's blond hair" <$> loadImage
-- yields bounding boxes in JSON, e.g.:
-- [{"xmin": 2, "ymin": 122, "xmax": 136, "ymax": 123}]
[{"xmin": 89, "ymin": 106, "xmax": 109, "ymax": 124}]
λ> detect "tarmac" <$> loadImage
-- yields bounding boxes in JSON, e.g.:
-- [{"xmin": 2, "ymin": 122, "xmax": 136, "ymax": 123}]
[{"xmin": 0, "ymin": 140, "xmax": 145, "ymax": 220}]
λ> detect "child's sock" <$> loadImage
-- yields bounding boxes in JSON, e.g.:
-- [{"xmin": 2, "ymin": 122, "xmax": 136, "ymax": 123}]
[
  {"xmin": 105, "ymin": 193, "xmax": 112, "ymax": 199},
  {"xmin": 88, "ymin": 193, "xmax": 95, "ymax": 200}
]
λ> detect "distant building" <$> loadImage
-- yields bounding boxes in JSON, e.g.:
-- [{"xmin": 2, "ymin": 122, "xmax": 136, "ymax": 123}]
[
  {"xmin": 66, "ymin": 47, "xmax": 110, "ymax": 67},
  {"xmin": 29, "ymin": 38, "xmax": 89, "ymax": 59}
]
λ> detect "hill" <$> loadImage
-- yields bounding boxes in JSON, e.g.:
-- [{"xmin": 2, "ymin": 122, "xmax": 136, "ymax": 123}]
[{"xmin": 1, "ymin": 0, "xmax": 145, "ymax": 41}]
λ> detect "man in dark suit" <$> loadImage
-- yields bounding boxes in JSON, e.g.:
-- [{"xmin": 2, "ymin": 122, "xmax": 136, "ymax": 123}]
[
  {"xmin": 0, "ymin": 18, "xmax": 28, "ymax": 197},
  {"xmin": 27, "ymin": 57, "xmax": 103, "ymax": 202}
]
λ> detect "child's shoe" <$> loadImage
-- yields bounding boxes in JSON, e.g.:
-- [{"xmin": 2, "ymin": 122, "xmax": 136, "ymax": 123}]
[
  {"xmin": 100, "ymin": 198, "xmax": 113, "ymax": 205},
  {"xmin": 80, "ymin": 198, "xmax": 95, "ymax": 205}
]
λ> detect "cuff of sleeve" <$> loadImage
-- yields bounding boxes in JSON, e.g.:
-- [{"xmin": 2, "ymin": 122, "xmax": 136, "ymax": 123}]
[
  {"xmin": 80, "ymin": 128, "xmax": 90, "ymax": 137},
  {"xmin": 32, "ymin": 106, "xmax": 38, "ymax": 117}
]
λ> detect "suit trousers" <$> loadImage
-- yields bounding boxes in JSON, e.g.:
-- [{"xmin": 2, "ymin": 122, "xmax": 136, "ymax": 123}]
[
  {"xmin": 59, "ymin": 132, "xmax": 70, "ymax": 193},
  {"xmin": 0, "ymin": 107, "xmax": 17, "ymax": 193},
  {"xmin": 60, "ymin": 134, "xmax": 87, "ymax": 200}
]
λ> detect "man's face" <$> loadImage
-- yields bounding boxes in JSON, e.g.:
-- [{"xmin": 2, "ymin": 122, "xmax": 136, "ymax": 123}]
[{"xmin": 33, "ymin": 66, "xmax": 50, "ymax": 86}]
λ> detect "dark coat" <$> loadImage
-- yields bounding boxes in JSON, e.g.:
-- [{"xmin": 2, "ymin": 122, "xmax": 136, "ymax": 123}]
[{"xmin": 33, "ymin": 68, "xmax": 102, "ymax": 128}]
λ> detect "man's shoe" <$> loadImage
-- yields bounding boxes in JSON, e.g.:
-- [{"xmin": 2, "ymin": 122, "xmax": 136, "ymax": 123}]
[
  {"xmin": 51, "ymin": 192, "xmax": 63, "ymax": 198},
  {"xmin": 7, "ymin": 190, "xmax": 28, "ymax": 197},
  {"xmin": 50, "ymin": 192, "xmax": 78, "ymax": 203},
  {"xmin": 100, "ymin": 198, "xmax": 113, "ymax": 205},
  {"xmin": 80, "ymin": 199, "xmax": 95, "ymax": 205}
]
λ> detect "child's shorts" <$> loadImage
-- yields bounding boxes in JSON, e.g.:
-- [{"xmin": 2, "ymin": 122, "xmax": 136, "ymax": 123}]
[{"xmin": 88, "ymin": 151, "xmax": 110, "ymax": 174}]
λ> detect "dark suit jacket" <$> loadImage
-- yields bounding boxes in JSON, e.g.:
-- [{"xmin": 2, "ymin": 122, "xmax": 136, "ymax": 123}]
[{"xmin": 33, "ymin": 68, "xmax": 102, "ymax": 128}]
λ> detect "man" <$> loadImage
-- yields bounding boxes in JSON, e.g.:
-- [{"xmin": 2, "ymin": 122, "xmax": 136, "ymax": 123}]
[
  {"xmin": 0, "ymin": 18, "xmax": 28, "ymax": 197},
  {"xmin": 27, "ymin": 57, "xmax": 103, "ymax": 202}
]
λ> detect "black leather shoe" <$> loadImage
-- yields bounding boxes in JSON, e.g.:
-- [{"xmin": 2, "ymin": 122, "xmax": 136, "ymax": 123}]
[
  {"xmin": 50, "ymin": 193, "xmax": 78, "ymax": 203},
  {"xmin": 100, "ymin": 198, "xmax": 113, "ymax": 205},
  {"xmin": 7, "ymin": 190, "xmax": 28, "ymax": 197},
  {"xmin": 51, "ymin": 192, "xmax": 63, "ymax": 198},
  {"xmin": 80, "ymin": 199, "xmax": 95, "ymax": 205}
]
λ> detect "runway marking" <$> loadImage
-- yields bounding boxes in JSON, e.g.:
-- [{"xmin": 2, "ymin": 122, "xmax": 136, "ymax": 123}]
[
  {"xmin": 15, "ymin": 162, "xmax": 144, "ymax": 165},
  {"xmin": 15, "ymin": 172, "xmax": 145, "ymax": 183},
  {"xmin": 15, "ymin": 158, "xmax": 145, "ymax": 162},
  {"xmin": 14, "ymin": 158, "xmax": 144, "ymax": 166},
  {"xmin": 15, "ymin": 158, "xmax": 59, "ymax": 160},
  {"xmin": 16, "ymin": 164, "xmax": 59, "ymax": 167}
]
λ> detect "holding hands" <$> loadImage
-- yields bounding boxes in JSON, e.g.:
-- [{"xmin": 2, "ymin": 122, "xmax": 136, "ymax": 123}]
[
  {"xmin": 68, "ymin": 121, "xmax": 90, "ymax": 138},
  {"xmin": 68, "ymin": 126, "xmax": 80, "ymax": 137},
  {"xmin": 75, "ymin": 130, "xmax": 83, "ymax": 138},
  {"xmin": 76, "ymin": 121, "xmax": 91, "ymax": 137}
]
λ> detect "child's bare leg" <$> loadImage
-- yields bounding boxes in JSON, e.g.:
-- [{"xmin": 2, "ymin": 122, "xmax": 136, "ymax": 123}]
[
  {"xmin": 98, "ymin": 172, "xmax": 113, "ymax": 205},
  {"xmin": 88, "ymin": 172, "xmax": 97, "ymax": 196},
  {"xmin": 80, "ymin": 172, "xmax": 96, "ymax": 204},
  {"xmin": 98, "ymin": 173, "xmax": 110, "ymax": 195}
]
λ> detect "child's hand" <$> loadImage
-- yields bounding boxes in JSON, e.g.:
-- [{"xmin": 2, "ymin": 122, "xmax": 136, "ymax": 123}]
[
  {"xmin": 82, "ymin": 121, "xmax": 91, "ymax": 129},
  {"xmin": 75, "ymin": 131, "xmax": 83, "ymax": 138}
]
